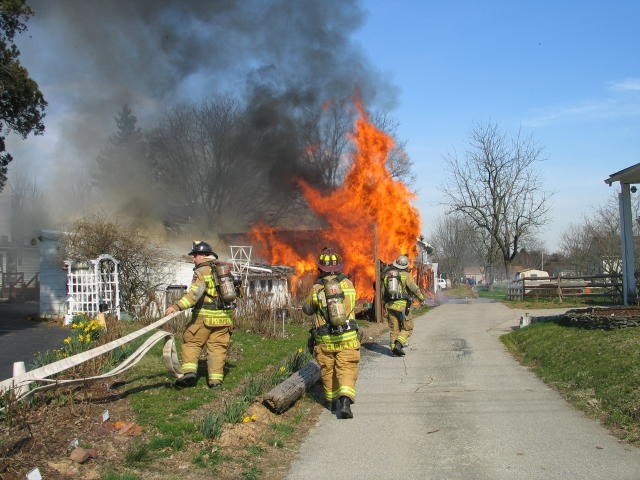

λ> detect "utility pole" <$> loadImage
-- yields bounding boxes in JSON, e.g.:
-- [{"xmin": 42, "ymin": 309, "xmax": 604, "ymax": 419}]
[{"xmin": 374, "ymin": 223, "xmax": 383, "ymax": 323}]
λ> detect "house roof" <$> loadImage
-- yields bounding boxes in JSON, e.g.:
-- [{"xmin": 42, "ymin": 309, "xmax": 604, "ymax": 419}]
[
  {"xmin": 604, "ymin": 162, "xmax": 640, "ymax": 186},
  {"xmin": 516, "ymin": 268, "xmax": 548, "ymax": 274}
]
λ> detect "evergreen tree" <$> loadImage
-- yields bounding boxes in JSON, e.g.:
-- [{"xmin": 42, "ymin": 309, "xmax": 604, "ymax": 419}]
[
  {"xmin": 0, "ymin": 0, "xmax": 47, "ymax": 191},
  {"xmin": 93, "ymin": 104, "xmax": 149, "ymax": 216}
]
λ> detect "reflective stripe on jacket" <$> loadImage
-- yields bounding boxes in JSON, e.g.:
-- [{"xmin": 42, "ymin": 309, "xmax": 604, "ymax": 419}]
[{"xmin": 173, "ymin": 261, "xmax": 233, "ymax": 327}]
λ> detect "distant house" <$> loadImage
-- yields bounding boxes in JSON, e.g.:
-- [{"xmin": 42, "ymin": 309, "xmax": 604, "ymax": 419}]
[
  {"xmin": 0, "ymin": 187, "xmax": 40, "ymax": 302},
  {"xmin": 513, "ymin": 268, "xmax": 550, "ymax": 282}
]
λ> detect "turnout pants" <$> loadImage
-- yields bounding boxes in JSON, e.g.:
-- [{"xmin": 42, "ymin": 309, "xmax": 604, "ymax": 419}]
[
  {"xmin": 385, "ymin": 307, "xmax": 414, "ymax": 348},
  {"xmin": 181, "ymin": 316, "xmax": 231, "ymax": 385},
  {"xmin": 314, "ymin": 345, "xmax": 360, "ymax": 403}
]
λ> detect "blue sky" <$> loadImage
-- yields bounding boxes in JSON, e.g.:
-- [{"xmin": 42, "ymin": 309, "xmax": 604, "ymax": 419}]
[
  {"xmin": 6, "ymin": 1, "xmax": 640, "ymax": 254},
  {"xmin": 354, "ymin": 0, "xmax": 640, "ymax": 251}
]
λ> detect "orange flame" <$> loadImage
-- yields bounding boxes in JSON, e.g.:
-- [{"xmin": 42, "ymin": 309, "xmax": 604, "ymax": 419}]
[{"xmin": 250, "ymin": 98, "xmax": 421, "ymax": 299}]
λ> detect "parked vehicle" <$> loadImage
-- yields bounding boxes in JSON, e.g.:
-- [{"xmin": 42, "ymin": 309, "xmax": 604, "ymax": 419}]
[{"xmin": 437, "ymin": 278, "xmax": 447, "ymax": 289}]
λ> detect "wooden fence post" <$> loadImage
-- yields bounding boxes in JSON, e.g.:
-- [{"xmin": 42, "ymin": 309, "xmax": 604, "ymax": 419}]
[{"xmin": 557, "ymin": 273, "xmax": 563, "ymax": 303}]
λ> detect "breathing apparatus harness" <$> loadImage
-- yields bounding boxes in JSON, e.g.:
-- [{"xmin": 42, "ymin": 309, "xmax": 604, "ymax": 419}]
[
  {"xmin": 385, "ymin": 268, "xmax": 409, "ymax": 302},
  {"xmin": 314, "ymin": 273, "xmax": 357, "ymax": 335},
  {"xmin": 198, "ymin": 260, "xmax": 240, "ymax": 310}
]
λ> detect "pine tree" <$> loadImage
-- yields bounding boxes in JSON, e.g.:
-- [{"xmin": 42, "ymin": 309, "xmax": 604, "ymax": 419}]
[{"xmin": 0, "ymin": 0, "xmax": 47, "ymax": 191}]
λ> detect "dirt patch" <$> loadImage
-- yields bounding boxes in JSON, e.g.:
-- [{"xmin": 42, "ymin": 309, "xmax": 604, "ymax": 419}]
[
  {"xmin": 1, "ymin": 384, "xmax": 139, "ymax": 479},
  {"xmin": 0, "ymin": 381, "xmax": 326, "ymax": 479}
]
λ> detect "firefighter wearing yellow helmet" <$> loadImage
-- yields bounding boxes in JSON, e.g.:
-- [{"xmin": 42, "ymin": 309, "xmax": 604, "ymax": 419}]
[
  {"xmin": 165, "ymin": 240, "xmax": 236, "ymax": 389},
  {"xmin": 302, "ymin": 247, "xmax": 359, "ymax": 419},
  {"xmin": 383, "ymin": 254, "xmax": 425, "ymax": 356}
]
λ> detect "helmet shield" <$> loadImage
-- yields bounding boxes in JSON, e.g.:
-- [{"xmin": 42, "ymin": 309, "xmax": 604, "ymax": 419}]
[{"xmin": 317, "ymin": 248, "xmax": 343, "ymax": 273}]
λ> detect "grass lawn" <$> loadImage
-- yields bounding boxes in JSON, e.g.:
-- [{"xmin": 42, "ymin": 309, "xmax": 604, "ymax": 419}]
[{"xmin": 105, "ymin": 321, "xmax": 314, "ymax": 478}]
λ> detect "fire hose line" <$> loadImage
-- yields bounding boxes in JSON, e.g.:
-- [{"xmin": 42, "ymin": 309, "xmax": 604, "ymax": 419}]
[{"xmin": 0, "ymin": 310, "xmax": 187, "ymax": 406}]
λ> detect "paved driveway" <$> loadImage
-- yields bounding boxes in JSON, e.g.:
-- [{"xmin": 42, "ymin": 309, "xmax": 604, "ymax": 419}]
[
  {"xmin": 287, "ymin": 301, "xmax": 640, "ymax": 480},
  {"xmin": 0, "ymin": 302, "xmax": 69, "ymax": 380}
]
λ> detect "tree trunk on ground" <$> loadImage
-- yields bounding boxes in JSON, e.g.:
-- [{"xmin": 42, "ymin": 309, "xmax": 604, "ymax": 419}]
[{"xmin": 262, "ymin": 360, "xmax": 321, "ymax": 414}]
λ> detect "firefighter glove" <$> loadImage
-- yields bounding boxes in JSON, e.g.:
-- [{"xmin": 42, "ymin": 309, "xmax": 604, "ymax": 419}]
[{"xmin": 307, "ymin": 329, "xmax": 316, "ymax": 354}]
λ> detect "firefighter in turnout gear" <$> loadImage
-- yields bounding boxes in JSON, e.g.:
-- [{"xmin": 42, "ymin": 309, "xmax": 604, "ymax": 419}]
[
  {"xmin": 383, "ymin": 254, "xmax": 425, "ymax": 356},
  {"xmin": 303, "ymin": 247, "xmax": 359, "ymax": 419},
  {"xmin": 165, "ymin": 241, "xmax": 235, "ymax": 389}
]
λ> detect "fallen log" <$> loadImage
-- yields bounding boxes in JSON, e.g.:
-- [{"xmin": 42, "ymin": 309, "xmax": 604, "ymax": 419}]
[{"xmin": 262, "ymin": 360, "xmax": 321, "ymax": 414}]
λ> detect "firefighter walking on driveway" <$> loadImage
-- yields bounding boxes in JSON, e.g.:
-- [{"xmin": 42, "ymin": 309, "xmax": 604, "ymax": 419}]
[
  {"xmin": 303, "ymin": 247, "xmax": 360, "ymax": 419},
  {"xmin": 165, "ymin": 241, "xmax": 237, "ymax": 389},
  {"xmin": 383, "ymin": 254, "xmax": 425, "ymax": 357}
]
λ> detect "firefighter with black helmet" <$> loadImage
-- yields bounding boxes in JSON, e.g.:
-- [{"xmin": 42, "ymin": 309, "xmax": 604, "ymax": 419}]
[
  {"xmin": 302, "ymin": 247, "xmax": 359, "ymax": 419},
  {"xmin": 383, "ymin": 254, "xmax": 425, "ymax": 356},
  {"xmin": 165, "ymin": 240, "xmax": 236, "ymax": 388}
]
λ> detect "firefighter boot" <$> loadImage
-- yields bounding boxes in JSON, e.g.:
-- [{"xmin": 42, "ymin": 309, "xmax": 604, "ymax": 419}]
[
  {"xmin": 393, "ymin": 340, "xmax": 405, "ymax": 357},
  {"xmin": 174, "ymin": 372, "xmax": 197, "ymax": 388},
  {"xmin": 338, "ymin": 396, "xmax": 353, "ymax": 419}
]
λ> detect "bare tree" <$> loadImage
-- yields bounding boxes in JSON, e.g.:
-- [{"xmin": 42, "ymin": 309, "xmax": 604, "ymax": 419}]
[
  {"xmin": 370, "ymin": 110, "xmax": 415, "ymax": 186},
  {"xmin": 8, "ymin": 172, "xmax": 48, "ymax": 242},
  {"xmin": 443, "ymin": 122, "xmax": 551, "ymax": 278},
  {"xmin": 146, "ymin": 99, "xmax": 266, "ymax": 231},
  {"xmin": 428, "ymin": 214, "xmax": 480, "ymax": 286},
  {"xmin": 514, "ymin": 235, "xmax": 548, "ymax": 271},
  {"xmin": 145, "ymin": 94, "xmax": 413, "ymax": 234},
  {"xmin": 561, "ymin": 197, "xmax": 623, "ymax": 275},
  {"xmin": 301, "ymin": 98, "xmax": 353, "ymax": 188},
  {"xmin": 63, "ymin": 215, "xmax": 174, "ymax": 317}
]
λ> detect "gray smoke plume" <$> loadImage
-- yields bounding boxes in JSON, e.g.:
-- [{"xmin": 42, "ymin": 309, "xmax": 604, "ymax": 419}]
[{"xmin": 17, "ymin": 0, "xmax": 397, "ymax": 235}]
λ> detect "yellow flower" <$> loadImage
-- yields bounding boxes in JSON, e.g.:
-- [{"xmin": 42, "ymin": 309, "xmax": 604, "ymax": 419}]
[
  {"xmin": 279, "ymin": 366, "xmax": 286, "ymax": 373},
  {"xmin": 242, "ymin": 415, "xmax": 257, "ymax": 423},
  {"xmin": 63, "ymin": 337, "xmax": 71, "ymax": 345},
  {"xmin": 297, "ymin": 347, "xmax": 303, "ymax": 353}
]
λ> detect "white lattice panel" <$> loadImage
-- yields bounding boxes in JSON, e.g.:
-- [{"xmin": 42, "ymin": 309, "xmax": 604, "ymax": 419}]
[{"xmin": 66, "ymin": 254, "xmax": 120, "ymax": 322}]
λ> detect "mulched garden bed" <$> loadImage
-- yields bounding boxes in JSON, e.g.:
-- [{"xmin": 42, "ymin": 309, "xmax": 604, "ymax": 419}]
[{"xmin": 532, "ymin": 306, "xmax": 640, "ymax": 329}]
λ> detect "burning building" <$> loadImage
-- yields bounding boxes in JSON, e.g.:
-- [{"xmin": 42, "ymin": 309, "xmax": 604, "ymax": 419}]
[{"xmin": 248, "ymin": 100, "xmax": 423, "ymax": 301}]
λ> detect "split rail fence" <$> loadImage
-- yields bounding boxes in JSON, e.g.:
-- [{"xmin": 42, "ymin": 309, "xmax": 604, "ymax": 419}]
[{"xmin": 507, "ymin": 273, "xmax": 623, "ymax": 302}]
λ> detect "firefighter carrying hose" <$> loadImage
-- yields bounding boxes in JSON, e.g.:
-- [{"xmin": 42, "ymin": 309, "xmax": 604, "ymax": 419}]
[
  {"xmin": 383, "ymin": 254, "xmax": 425, "ymax": 356},
  {"xmin": 303, "ymin": 247, "xmax": 359, "ymax": 419},
  {"xmin": 165, "ymin": 240, "xmax": 236, "ymax": 388}
]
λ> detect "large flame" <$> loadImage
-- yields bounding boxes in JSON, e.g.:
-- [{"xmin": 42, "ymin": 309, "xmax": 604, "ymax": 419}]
[{"xmin": 250, "ymin": 99, "xmax": 421, "ymax": 299}]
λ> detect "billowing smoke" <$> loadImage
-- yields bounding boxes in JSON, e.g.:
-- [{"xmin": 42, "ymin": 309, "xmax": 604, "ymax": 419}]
[{"xmin": 13, "ymin": 0, "xmax": 397, "ymax": 242}]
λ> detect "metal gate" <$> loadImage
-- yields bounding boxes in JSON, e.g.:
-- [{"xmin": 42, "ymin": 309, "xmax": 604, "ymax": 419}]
[{"xmin": 65, "ymin": 254, "xmax": 120, "ymax": 323}]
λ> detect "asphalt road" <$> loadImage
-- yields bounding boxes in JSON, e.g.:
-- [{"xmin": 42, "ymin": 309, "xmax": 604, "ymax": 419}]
[
  {"xmin": 0, "ymin": 302, "xmax": 69, "ymax": 380},
  {"xmin": 286, "ymin": 301, "xmax": 640, "ymax": 480}
]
